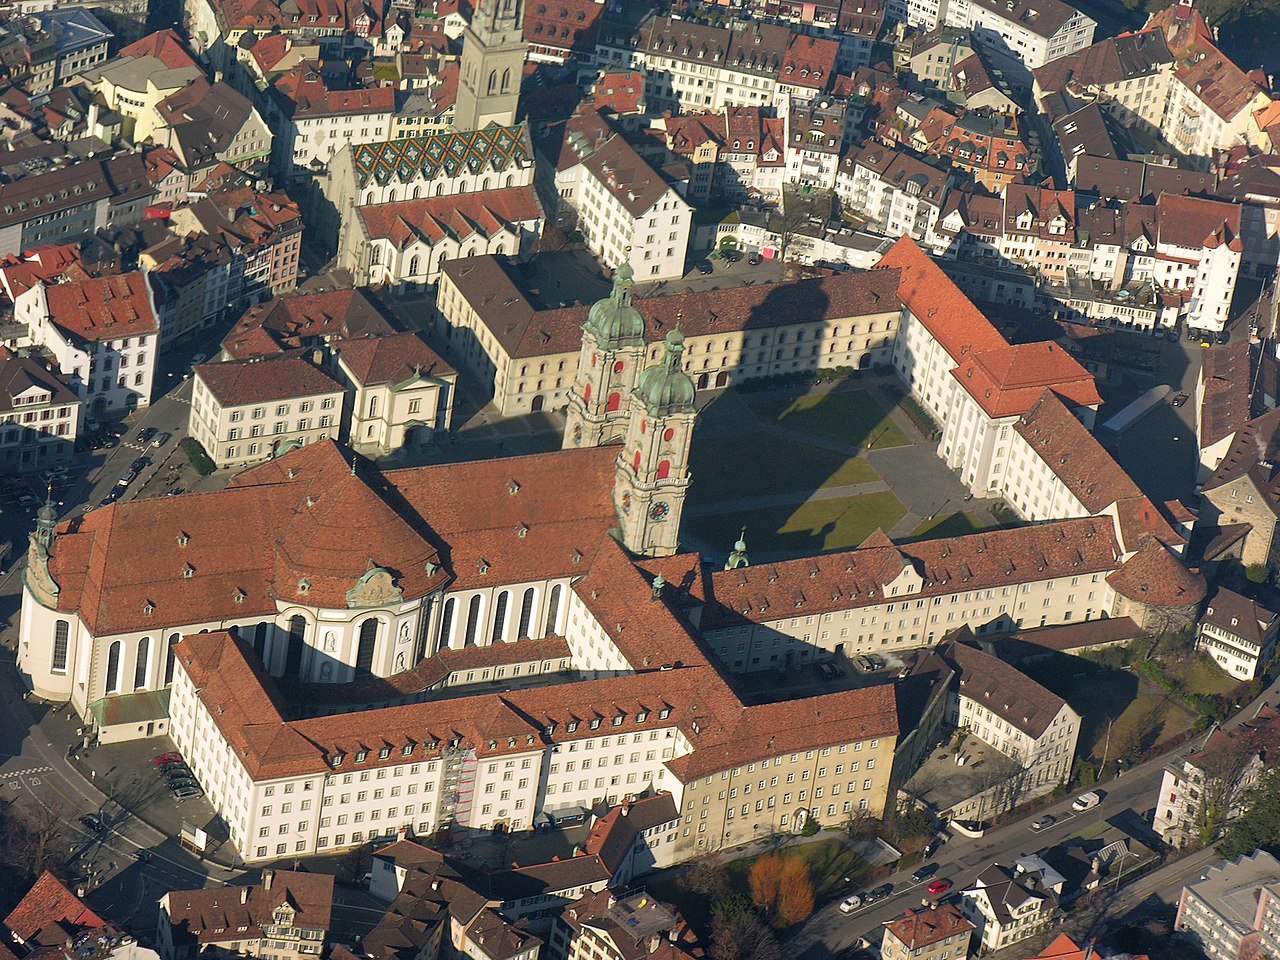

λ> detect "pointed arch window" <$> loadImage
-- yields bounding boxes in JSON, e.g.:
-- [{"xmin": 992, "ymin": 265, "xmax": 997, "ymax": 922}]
[
  {"xmin": 134, "ymin": 636, "xmax": 151, "ymax": 690},
  {"xmin": 517, "ymin": 588, "xmax": 536, "ymax": 638}
]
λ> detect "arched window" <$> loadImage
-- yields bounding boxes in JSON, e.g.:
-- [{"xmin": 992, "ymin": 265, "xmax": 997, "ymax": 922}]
[
  {"xmin": 364, "ymin": 190, "xmax": 373, "ymax": 205},
  {"xmin": 501, "ymin": 68, "xmax": 511, "ymax": 92},
  {"xmin": 51, "ymin": 620, "xmax": 69, "ymax": 673},
  {"xmin": 464, "ymin": 595, "xmax": 482, "ymax": 645},
  {"xmin": 438, "ymin": 597, "xmax": 456, "ymax": 648},
  {"xmin": 409, "ymin": 255, "xmax": 420, "ymax": 275},
  {"xmin": 435, "ymin": 182, "xmax": 444, "ymax": 197},
  {"xmin": 253, "ymin": 622, "xmax": 269, "ymax": 659},
  {"xmin": 355, "ymin": 619, "xmax": 378, "ymax": 676},
  {"xmin": 106, "ymin": 640, "xmax": 123, "ymax": 694},
  {"xmin": 482, "ymin": 176, "xmax": 491, "ymax": 190},
  {"xmin": 518, "ymin": 588, "xmax": 536, "ymax": 638},
  {"xmin": 505, "ymin": 174, "xmax": 514, "ymax": 187},
  {"xmin": 134, "ymin": 636, "xmax": 151, "ymax": 690},
  {"xmin": 286, "ymin": 615, "xmax": 306, "ymax": 677},
  {"xmin": 165, "ymin": 633, "xmax": 180, "ymax": 685},
  {"xmin": 488, "ymin": 70, "xmax": 498, "ymax": 95},
  {"xmin": 388, "ymin": 187, "xmax": 398, "ymax": 203},
  {"xmin": 545, "ymin": 584, "xmax": 562, "ymax": 635},
  {"xmin": 606, "ymin": 391, "xmax": 621, "ymax": 412},
  {"xmin": 491, "ymin": 590, "xmax": 510, "ymax": 642},
  {"xmin": 412, "ymin": 185, "xmax": 421, "ymax": 199},
  {"xmin": 584, "ymin": 383, "xmax": 592, "ymax": 403},
  {"xmin": 657, "ymin": 460, "xmax": 672, "ymax": 480}
]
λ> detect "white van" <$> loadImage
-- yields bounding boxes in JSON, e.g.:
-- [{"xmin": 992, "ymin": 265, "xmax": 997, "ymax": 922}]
[{"xmin": 1072, "ymin": 791, "xmax": 1101, "ymax": 811}]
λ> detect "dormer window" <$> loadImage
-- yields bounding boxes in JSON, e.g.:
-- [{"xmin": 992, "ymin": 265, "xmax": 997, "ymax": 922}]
[
  {"xmin": 566, "ymin": 720, "xmax": 579, "ymax": 732},
  {"xmin": 298, "ymin": 578, "xmax": 311, "ymax": 594},
  {"xmin": 379, "ymin": 746, "xmax": 391, "ymax": 759},
  {"xmin": 355, "ymin": 750, "xmax": 368, "ymax": 762},
  {"xmin": 589, "ymin": 718, "xmax": 601, "ymax": 729}
]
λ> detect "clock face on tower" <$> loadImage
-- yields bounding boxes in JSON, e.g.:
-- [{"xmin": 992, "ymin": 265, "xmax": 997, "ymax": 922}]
[
  {"xmin": 621, "ymin": 492, "xmax": 632, "ymax": 514},
  {"xmin": 649, "ymin": 501, "xmax": 670, "ymax": 522}
]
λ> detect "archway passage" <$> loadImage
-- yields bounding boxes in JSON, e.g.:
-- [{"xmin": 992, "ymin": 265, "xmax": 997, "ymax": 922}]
[{"xmin": 531, "ymin": 394, "xmax": 545, "ymax": 412}]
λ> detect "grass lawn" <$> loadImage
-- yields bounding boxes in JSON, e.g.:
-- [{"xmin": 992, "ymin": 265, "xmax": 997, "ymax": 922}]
[
  {"xmin": 688, "ymin": 491, "xmax": 907, "ymax": 557},
  {"xmin": 649, "ymin": 838, "xmax": 869, "ymax": 932},
  {"xmin": 907, "ymin": 512, "xmax": 988, "ymax": 541},
  {"xmin": 750, "ymin": 390, "xmax": 909, "ymax": 449},
  {"xmin": 689, "ymin": 433, "xmax": 878, "ymax": 502},
  {"xmin": 1160, "ymin": 654, "xmax": 1245, "ymax": 699}
]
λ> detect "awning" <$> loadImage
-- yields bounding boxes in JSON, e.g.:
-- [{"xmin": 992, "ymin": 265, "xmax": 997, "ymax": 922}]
[{"xmin": 89, "ymin": 689, "xmax": 171, "ymax": 729}]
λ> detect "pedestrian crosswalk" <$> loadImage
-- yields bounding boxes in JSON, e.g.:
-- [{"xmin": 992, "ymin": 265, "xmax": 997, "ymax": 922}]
[{"xmin": 0, "ymin": 765, "xmax": 51, "ymax": 780}]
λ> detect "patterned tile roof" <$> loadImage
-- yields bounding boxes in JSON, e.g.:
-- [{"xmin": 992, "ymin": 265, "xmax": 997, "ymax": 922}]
[{"xmin": 351, "ymin": 125, "xmax": 532, "ymax": 188}]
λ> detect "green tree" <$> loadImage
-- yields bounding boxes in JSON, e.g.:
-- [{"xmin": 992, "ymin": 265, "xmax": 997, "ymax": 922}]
[{"xmin": 1218, "ymin": 766, "xmax": 1280, "ymax": 859}]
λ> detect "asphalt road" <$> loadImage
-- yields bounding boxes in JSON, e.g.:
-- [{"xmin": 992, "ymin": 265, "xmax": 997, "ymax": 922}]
[{"xmin": 785, "ymin": 679, "xmax": 1280, "ymax": 958}]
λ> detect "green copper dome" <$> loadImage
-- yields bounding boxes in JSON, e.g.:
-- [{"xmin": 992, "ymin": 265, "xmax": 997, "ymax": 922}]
[
  {"xmin": 585, "ymin": 261, "xmax": 645, "ymax": 348},
  {"xmin": 634, "ymin": 328, "xmax": 696, "ymax": 416}
]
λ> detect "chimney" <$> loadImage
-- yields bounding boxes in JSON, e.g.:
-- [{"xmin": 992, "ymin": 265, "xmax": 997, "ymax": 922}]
[
  {"xmin": 622, "ymin": 799, "xmax": 631, "ymax": 816},
  {"xmin": 263, "ymin": 870, "xmax": 274, "ymax": 892},
  {"xmin": 312, "ymin": 347, "xmax": 324, "ymax": 366},
  {"xmin": 241, "ymin": 887, "xmax": 249, "ymax": 904}
]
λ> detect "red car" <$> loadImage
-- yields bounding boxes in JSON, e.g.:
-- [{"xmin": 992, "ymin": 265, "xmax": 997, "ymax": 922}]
[
  {"xmin": 154, "ymin": 752, "xmax": 183, "ymax": 766},
  {"xmin": 926, "ymin": 879, "xmax": 953, "ymax": 897}
]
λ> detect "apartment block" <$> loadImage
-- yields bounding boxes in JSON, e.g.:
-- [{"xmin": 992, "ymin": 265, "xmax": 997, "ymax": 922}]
[
  {"xmin": 1197, "ymin": 588, "xmax": 1280, "ymax": 681},
  {"xmin": 1176, "ymin": 851, "xmax": 1280, "ymax": 960}
]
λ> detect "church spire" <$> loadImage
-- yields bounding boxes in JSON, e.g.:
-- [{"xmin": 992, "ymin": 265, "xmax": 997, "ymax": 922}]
[{"xmin": 725, "ymin": 528, "xmax": 749, "ymax": 570}]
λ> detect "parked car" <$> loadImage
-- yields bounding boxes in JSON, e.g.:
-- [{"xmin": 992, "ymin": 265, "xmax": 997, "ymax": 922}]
[
  {"xmin": 99, "ymin": 489, "xmax": 122, "ymax": 507},
  {"xmin": 137, "ymin": 427, "xmax": 157, "ymax": 444},
  {"xmin": 154, "ymin": 753, "xmax": 182, "ymax": 765},
  {"xmin": 172, "ymin": 785, "xmax": 204, "ymax": 801},
  {"xmin": 190, "ymin": 352, "xmax": 208, "ymax": 366},
  {"xmin": 164, "ymin": 766, "xmax": 193, "ymax": 781},
  {"xmin": 1217, "ymin": 330, "xmax": 1232, "ymax": 344},
  {"xmin": 839, "ymin": 894, "xmax": 863, "ymax": 913},
  {"xmin": 131, "ymin": 456, "xmax": 150, "ymax": 473},
  {"xmin": 696, "ymin": 260, "xmax": 714, "ymax": 275},
  {"xmin": 912, "ymin": 863, "xmax": 939, "ymax": 882},
  {"xmin": 152, "ymin": 432, "xmax": 172, "ymax": 447},
  {"xmin": 926, "ymin": 879, "xmax": 953, "ymax": 897},
  {"xmin": 748, "ymin": 253, "xmax": 763, "ymax": 265},
  {"xmin": 16, "ymin": 495, "xmax": 41, "ymax": 509},
  {"xmin": 1165, "ymin": 329, "xmax": 1179, "ymax": 342},
  {"xmin": 1031, "ymin": 814, "xmax": 1056, "ymax": 830},
  {"xmin": 79, "ymin": 814, "xmax": 106, "ymax": 833},
  {"xmin": 1072, "ymin": 791, "xmax": 1102, "ymax": 811},
  {"xmin": 168, "ymin": 778, "xmax": 201, "ymax": 791},
  {"xmin": 133, "ymin": 850, "xmax": 153, "ymax": 863},
  {"xmin": 1171, "ymin": 393, "xmax": 1189, "ymax": 407},
  {"xmin": 864, "ymin": 884, "xmax": 893, "ymax": 903}
]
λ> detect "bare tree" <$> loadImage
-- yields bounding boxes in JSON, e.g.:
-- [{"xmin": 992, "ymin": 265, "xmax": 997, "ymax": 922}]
[{"xmin": 1195, "ymin": 736, "xmax": 1259, "ymax": 846}]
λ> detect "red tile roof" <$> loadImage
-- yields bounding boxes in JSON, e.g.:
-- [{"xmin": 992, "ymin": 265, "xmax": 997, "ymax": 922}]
[
  {"xmin": 4, "ymin": 872, "xmax": 104, "ymax": 945},
  {"xmin": 1156, "ymin": 194, "xmax": 1243, "ymax": 251},
  {"xmin": 953, "ymin": 344, "xmax": 1101, "ymax": 418},
  {"xmin": 117, "ymin": 29, "xmax": 201, "ymax": 70},
  {"xmin": 223, "ymin": 288, "xmax": 397, "ymax": 359},
  {"xmin": 42, "ymin": 273, "xmax": 159, "ymax": 341},
  {"xmin": 164, "ymin": 871, "xmax": 334, "ymax": 946},
  {"xmin": 875, "ymin": 236, "xmax": 1006, "ymax": 361},
  {"xmin": 593, "ymin": 71, "xmax": 645, "ymax": 115},
  {"xmin": 334, "ymin": 332, "xmax": 454, "ymax": 387},
  {"xmin": 1106, "ymin": 539, "xmax": 1206, "ymax": 607},
  {"xmin": 356, "ymin": 187, "xmax": 543, "ymax": 249},
  {"xmin": 781, "ymin": 35, "xmax": 839, "ymax": 91},
  {"xmin": 194, "ymin": 353, "xmax": 345, "ymax": 407},
  {"xmin": 883, "ymin": 905, "xmax": 974, "ymax": 951}
]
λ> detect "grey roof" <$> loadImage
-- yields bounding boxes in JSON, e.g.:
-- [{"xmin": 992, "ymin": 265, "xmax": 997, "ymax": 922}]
[
  {"xmin": 966, "ymin": 863, "xmax": 1056, "ymax": 926},
  {"xmin": 29, "ymin": 8, "xmax": 112, "ymax": 55},
  {"xmin": 1183, "ymin": 851, "xmax": 1280, "ymax": 938},
  {"xmin": 0, "ymin": 350, "xmax": 77, "ymax": 413},
  {"xmin": 962, "ymin": 0, "xmax": 1089, "ymax": 39},
  {"xmin": 1203, "ymin": 586, "xmax": 1280, "ymax": 647}
]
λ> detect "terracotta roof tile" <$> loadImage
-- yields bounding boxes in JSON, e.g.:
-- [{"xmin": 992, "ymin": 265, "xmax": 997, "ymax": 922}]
[
  {"xmin": 1106, "ymin": 539, "xmax": 1206, "ymax": 606},
  {"xmin": 43, "ymin": 273, "xmax": 159, "ymax": 341},
  {"xmin": 356, "ymin": 187, "xmax": 543, "ymax": 250},
  {"xmin": 955, "ymin": 345, "xmax": 1101, "ymax": 418},
  {"xmin": 883, "ymin": 904, "xmax": 974, "ymax": 951},
  {"xmin": 4, "ymin": 872, "xmax": 104, "ymax": 944},
  {"xmin": 334, "ymin": 332, "xmax": 454, "ymax": 387},
  {"xmin": 943, "ymin": 632, "xmax": 1069, "ymax": 738},
  {"xmin": 194, "ymin": 352, "xmax": 345, "ymax": 407},
  {"xmin": 164, "ymin": 871, "xmax": 334, "ymax": 946},
  {"xmin": 223, "ymin": 288, "xmax": 397, "ymax": 360}
]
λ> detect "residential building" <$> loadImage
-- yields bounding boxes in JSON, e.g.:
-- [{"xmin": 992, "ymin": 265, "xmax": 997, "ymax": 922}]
[
  {"xmin": 900, "ymin": 0, "xmax": 1094, "ymax": 76},
  {"xmin": 659, "ymin": 107, "xmax": 787, "ymax": 204},
  {"xmin": 0, "ymin": 154, "xmax": 154, "ymax": 255},
  {"xmin": 910, "ymin": 27, "xmax": 975, "ymax": 88},
  {"xmin": 22, "ymin": 8, "xmax": 112, "ymax": 88},
  {"xmin": 189, "ymin": 353, "xmax": 347, "ymax": 466},
  {"xmin": 523, "ymin": 0, "xmax": 604, "ymax": 68},
  {"xmin": 83, "ymin": 54, "xmax": 204, "ymax": 143},
  {"xmin": 549, "ymin": 889, "xmax": 699, "ymax": 960},
  {"xmin": 332, "ymin": 332, "xmax": 457, "ymax": 456},
  {"xmin": 880, "ymin": 904, "xmax": 974, "ymax": 960},
  {"xmin": 787, "ymin": 97, "xmax": 846, "ymax": 190},
  {"xmin": 961, "ymin": 861, "xmax": 1061, "ymax": 952},
  {"xmin": 14, "ymin": 273, "xmax": 160, "ymax": 416},
  {"xmin": 945, "ymin": 638, "xmax": 1081, "ymax": 800},
  {"xmin": 776, "ymin": 34, "xmax": 840, "ymax": 105},
  {"xmin": 150, "ymin": 79, "xmax": 273, "ymax": 177},
  {"xmin": 158, "ymin": 870, "xmax": 333, "ymax": 960},
  {"xmin": 1198, "ymin": 409, "xmax": 1280, "ymax": 570},
  {"xmin": 595, "ymin": 15, "xmax": 789, "ymax": 115},
  {"xmin": 1145, "ymin": 4, "xmax": 1273, "ymax": 169},
  {"xmin": 836, "ymin": 143, "xmax": 952, "ymax": 244},
  {"xmin": 0, "ymin": 347, "xmax": 80, "ymax": 472},
  {"xmin": 1197, "ymin": 588, "xmax": 1280, "ymax": 681},
  {"xmin": 1153, "ymin": 708, "xmax": 1280, "ymax": 846},
  {"xmin": 552, "ymin": 110, "xmax": 692, "ymax": 281},
  {"xmin": 1175, "ymin": 851, "xmax": 1280, "ymax": 960},
  {"xmin": 5, "ymin": 871, "xmax": 104, "ymax": 947},
  {"xmin": 264, "ymin": 63, "xmax": 395, "ymax": 185},
  {"xmin": 220, "ymin": 288, "xmax": 398, "ymax": 361},
  {"xmin": 341, "ymin": 187, "xmax": 544, "ymax": 292}
]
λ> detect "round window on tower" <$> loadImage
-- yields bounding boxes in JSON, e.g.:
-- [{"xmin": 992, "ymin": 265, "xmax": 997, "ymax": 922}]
[
  {"xmin": 614, "ymin": 361, "xmax": 625, "ymax": 373},
  {"xmin": 663, "ymin": 427, "xmax": 675, "ymax": 442}
]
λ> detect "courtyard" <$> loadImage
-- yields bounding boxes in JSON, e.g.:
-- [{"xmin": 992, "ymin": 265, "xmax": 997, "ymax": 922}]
[{"xmin": 684, "ymin": 378, "xmax": 1001, "ymax": 562}]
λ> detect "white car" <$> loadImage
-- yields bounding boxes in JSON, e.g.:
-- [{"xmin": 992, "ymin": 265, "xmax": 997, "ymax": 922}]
[
  {"xmin": 839, "ymin": 894, "xmax": 863, "ymax": 913},
  {"xmin": 1072, "ymin": 791, "xmax": 1101, "ymax": 811}
]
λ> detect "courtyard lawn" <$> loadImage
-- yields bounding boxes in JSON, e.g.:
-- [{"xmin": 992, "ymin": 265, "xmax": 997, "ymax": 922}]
[
  {"xmin": 907, "ymin": 512, "xmax": 989, "ymax": 541},
  {"xmin": 688, "ymin": 491, "xmax": 907, "ymax": 557},
  {"xmin": 749, "ymin": 390, "xmax": 909, "ymax": 449},
  {"xmin": 1160, "ymin": 653, "xmax": 1246, "ymax": 699},
  {"xmin": 689, "ymin": 433, "xmax": 878, "ymax": 501}
]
